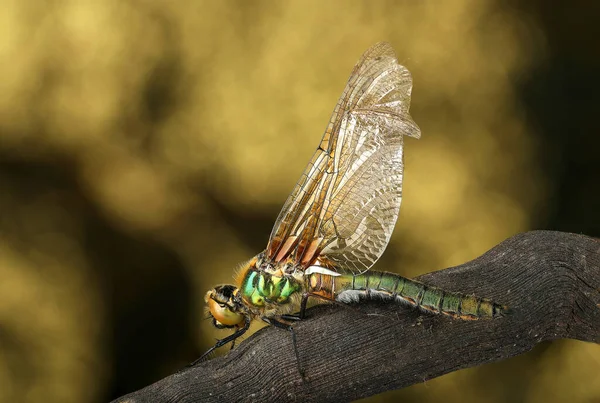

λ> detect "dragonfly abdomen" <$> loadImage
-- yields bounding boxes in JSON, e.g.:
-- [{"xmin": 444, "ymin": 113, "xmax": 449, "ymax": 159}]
[{"xmin": 327, "ymin": 271, "xmax": 506, "ymax": 319}]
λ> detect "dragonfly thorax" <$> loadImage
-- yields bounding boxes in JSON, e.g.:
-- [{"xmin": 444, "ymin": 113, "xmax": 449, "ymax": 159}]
[{"xmin": 236, "ymin": 254, "xmax": 303, "ymax": 309}]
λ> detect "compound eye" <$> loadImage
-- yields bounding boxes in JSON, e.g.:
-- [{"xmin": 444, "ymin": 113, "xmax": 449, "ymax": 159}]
[{"xmin": 207, "ymin": 297, "xmax": 244, "ymax": 327}]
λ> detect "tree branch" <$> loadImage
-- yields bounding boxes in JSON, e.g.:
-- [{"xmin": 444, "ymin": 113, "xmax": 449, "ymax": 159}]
[{"xmin": 112, "ymin": 231, "xmax": 600, "ymax": 403}]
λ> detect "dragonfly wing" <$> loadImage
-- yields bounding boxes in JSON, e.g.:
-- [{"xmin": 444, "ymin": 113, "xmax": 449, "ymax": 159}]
[{"xmin": 266, "ymin": 42, "xmax": 420, "ymax": 273}]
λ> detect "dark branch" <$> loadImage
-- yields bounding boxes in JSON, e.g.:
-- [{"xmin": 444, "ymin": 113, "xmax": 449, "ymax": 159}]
[{"xmin": 112, "ymin": 231, "xmax": 600, "ymax": 403}]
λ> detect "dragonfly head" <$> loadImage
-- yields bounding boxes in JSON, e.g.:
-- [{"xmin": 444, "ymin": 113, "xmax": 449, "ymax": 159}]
[{"xmin": 205, "ymin": 284, "xmax": 246, "ymax": 328}]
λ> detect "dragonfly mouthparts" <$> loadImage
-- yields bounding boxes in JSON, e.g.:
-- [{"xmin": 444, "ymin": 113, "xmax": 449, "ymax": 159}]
[{"xmin": 206, "ymin": 285, "xmax": 247, "ymax": 328}]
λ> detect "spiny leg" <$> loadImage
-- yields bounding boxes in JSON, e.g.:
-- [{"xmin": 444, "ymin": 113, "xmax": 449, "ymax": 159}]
[
  {"xmin": 279, "ymin": 292, "xmax": 310, "ymax": 321},
  {"xmin": 263, "ymin": 317, "xmax": 305, "ymax": 379},
  {"xmin": 299, "ymin": 292, "xmax": 309, "ymax": 319},
  {"xmin": 188, "ymin": 316, "xmax": 251, "ymax": 367}
]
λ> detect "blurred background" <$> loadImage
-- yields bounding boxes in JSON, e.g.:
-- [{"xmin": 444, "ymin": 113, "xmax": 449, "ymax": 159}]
[{"xmin": 1, "ymin": 0, "xmax": 599, "ymax": 402}]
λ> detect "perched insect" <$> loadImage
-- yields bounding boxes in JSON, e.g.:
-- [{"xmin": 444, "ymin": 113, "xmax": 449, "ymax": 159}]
[{"xmin": 195, "ymin": 42, "xmax": 507, "ymax": 365}]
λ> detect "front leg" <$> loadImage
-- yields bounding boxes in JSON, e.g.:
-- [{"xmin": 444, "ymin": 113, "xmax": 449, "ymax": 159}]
[
  {"xmin": 280, "ymin": 292, "xmax": 310, "ymax": 321},
  {"xmin": 188, "ymin": 315, "xmax": 251, "ymax": 367},
  {"xmin": 262, "ymin": 316, "xmax": 304, "ymax": 378}
]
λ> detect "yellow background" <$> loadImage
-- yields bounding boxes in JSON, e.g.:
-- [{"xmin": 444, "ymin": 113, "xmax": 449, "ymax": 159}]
[{"xmin": 1, "ymin": 1, "xmax": 599, "ymax": 402}]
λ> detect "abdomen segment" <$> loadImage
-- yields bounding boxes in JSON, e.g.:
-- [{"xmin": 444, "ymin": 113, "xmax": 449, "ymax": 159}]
[{"xmin": 308, "ymin": 270, "xmax": 507, "ymax": 319}]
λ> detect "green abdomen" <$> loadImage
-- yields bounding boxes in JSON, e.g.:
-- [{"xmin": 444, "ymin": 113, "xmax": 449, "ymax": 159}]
[{"xmin": 332, "ymin": 271, "xmax": 506, "ymax": 319}]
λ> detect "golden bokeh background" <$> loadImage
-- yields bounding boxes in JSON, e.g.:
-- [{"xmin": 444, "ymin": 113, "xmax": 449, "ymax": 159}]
[{"xmin": 1, "ymin": 1, "xmax": 599, "ymax": 402}]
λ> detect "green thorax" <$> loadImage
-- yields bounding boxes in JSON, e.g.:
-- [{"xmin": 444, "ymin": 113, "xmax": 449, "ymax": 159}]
[{"xmin": 239, "ymin": 268, "xmax": 302, "ymax": 307}]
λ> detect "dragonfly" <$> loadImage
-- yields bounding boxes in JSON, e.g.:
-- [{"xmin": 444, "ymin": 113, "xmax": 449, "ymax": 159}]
[{"xmin": 196, "ymin": 42, "xmax": 507, "ymax": 365}]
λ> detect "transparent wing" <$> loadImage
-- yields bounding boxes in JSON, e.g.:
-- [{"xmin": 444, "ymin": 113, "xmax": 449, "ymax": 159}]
[{"xmin": 265, "ymin": 42, "xmax": 420, "ymax": 274}]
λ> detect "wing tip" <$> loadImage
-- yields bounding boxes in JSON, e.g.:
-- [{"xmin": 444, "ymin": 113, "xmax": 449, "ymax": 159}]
[{"xmin": 408, "ymin": 122, "xmax": 422, "ymax": 139}]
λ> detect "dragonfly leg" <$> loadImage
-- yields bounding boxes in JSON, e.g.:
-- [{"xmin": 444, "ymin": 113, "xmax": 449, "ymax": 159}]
[
  {"xmin": 263, "ymin": 317, "xmax": 305, "ymax": 379},
  {"xmin": 280, "ymin": 314, "xmax": 302, "ymax": 321},
  {"xmin": 299, "ymin": 292, "xmax": 309, "ymax": 319},
  {"xmin": 279, "ymin": 292, "xmax": 311, "ymax": 322},
  {"xmin": 188, "ymin": 315, "xmax": 251, "ymax": 367}
]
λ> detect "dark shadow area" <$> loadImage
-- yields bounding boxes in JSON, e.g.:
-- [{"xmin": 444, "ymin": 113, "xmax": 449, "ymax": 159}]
[
  {"xmin": 0, "ymin": 153, "xmax": 195, "ymax": 401},
  {"xmin": 512, "ymin": 1, "xmax": 600, "ymax": 236},
  {"xmin": 82, "ymin": 197, "xmax": 196, "ymax": 400}
]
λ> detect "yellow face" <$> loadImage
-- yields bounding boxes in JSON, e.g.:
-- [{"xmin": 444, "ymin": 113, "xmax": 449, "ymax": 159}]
[{"xmin": 205, "ymin": 285, "xmax": 245, "ymax": 328}]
